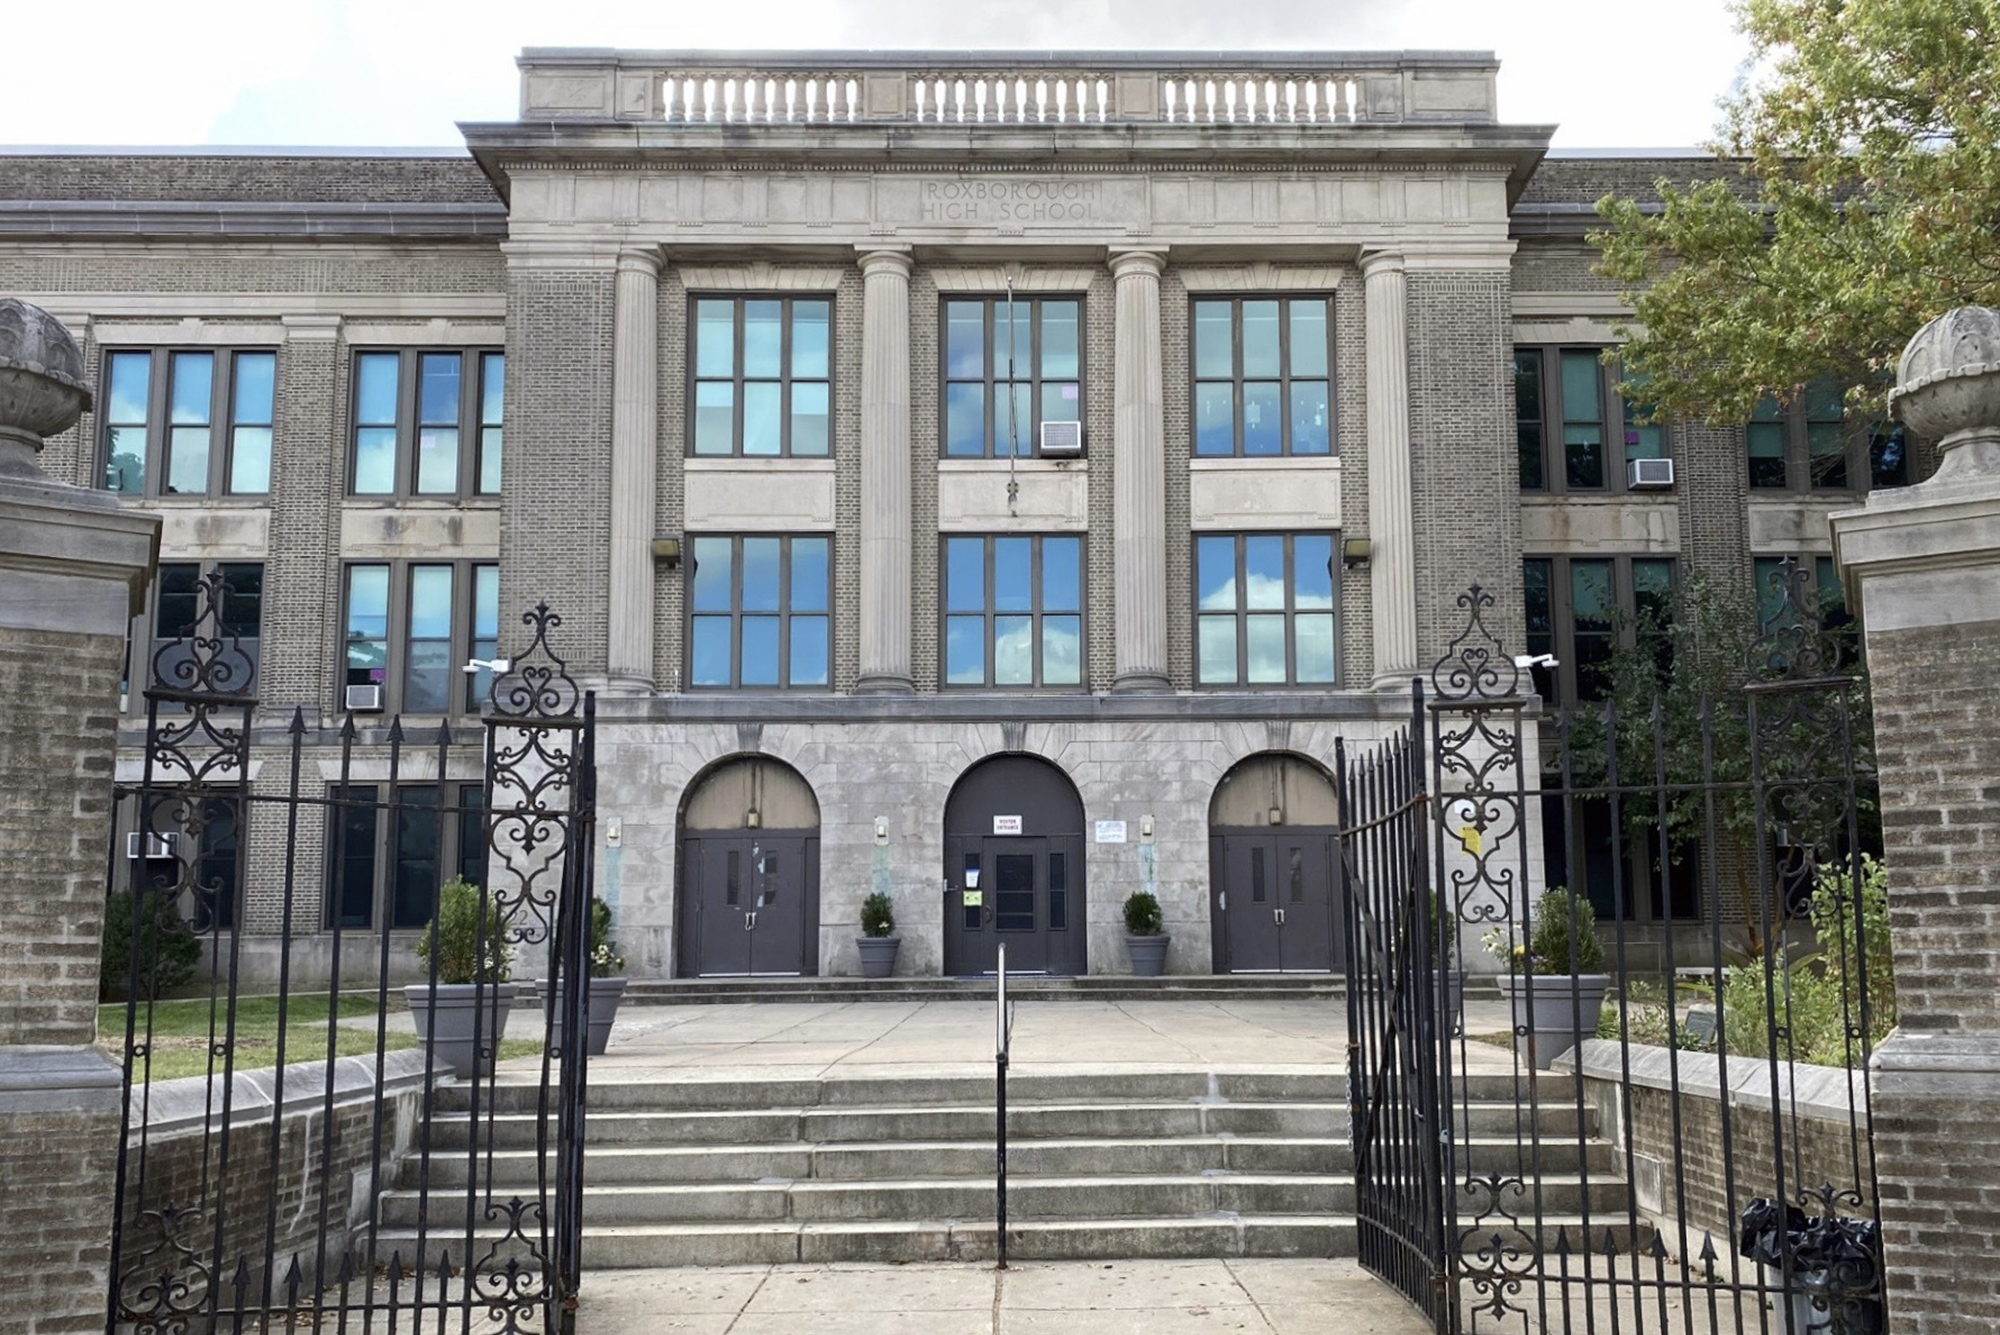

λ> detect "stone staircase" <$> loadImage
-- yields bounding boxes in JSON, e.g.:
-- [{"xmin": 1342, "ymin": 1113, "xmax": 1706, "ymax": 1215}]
[
  {"xmin": 373, "ymin": 1068, "xmax": 1629, "ymax": 1268},
  {"xmin": 604, "ymin": 974, "xmax": 1348, "ymax": 1006}
]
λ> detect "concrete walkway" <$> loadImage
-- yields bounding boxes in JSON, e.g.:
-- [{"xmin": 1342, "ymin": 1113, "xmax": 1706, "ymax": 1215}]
[{"xmin": 579, "ymin": 1258, "xmax": 1432, "ymax": 1334}]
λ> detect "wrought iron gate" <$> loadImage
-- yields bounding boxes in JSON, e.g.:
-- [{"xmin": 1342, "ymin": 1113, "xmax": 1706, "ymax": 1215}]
[{"xmin": 105, "ymin": 572, "xmax": 596, "ymax": 1334}]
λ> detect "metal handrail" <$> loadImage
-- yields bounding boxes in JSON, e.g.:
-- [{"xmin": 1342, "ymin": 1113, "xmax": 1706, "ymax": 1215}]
[{"xmin": 995, "ymin": 942, "xmax": 1015, "ymax": 1270}]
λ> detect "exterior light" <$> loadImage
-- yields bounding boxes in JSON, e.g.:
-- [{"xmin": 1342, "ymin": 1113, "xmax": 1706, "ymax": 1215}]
[
  {"xmin": 1342, "ymin": 537, "xmax": 1372, "ymax": 568},
  {"xmin": 652, "ymin": 536, "xmax": 682, "ymax": 566}
]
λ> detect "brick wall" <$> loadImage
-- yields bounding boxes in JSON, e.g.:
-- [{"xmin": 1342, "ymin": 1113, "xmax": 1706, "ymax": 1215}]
[
  {"xmin": 0, "ymin": 1105, "xmax": 122, "ymax": 1334},
  {"xmin": 0, "ymin": 154, "xmax": 497, "ymax": 203},
  {"xmin": 908, "ymin": 270, "xmax": 941, "ymax": 692}
]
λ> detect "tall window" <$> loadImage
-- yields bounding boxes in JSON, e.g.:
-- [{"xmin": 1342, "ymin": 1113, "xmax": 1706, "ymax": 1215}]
[
  {"xmin": 687, "ymin": 535, "xmax": 831, "ymax": 689},
  {"xmin": 101, "ymin": 348, "xmax": 276, "ymax": 497},
  {"xmin": 942, "ymin": 535, "xmax": 1083, "ymax": 688},
  {"xmin": 1515, "ymin": 347, "xmax": 1664, "ymax": 493},
  {"xmin": 326, "ymin": 783, "xmax": 489, "ymax": 930},
  {"xmin": 943, "ymin": 297, "xmax": 1082, "ymax": 458},
  {"xmin": 342, "ymin": 560, "xmax": 498, "ymax": 713},
  {"xmin": 1521, "ymin": 555, "xmax": 1674, "ymax": 704},
  {"xmin": 1194, "ymin": 533, "xmax": 1337, "ymax": 686},
  {"xmin": 1747, "ymin": 378, "xmax": 1909, "ymax": 492},
  {"xmin": 691, "ymin": 297, "xmax": 831, "ymax": 457},
  {"xmin": 350, "ymin": 350, "xmax": 503, "ymax": 498},
  {"xmin": 1192, "ymin": 298, "xmax": 1333, "ymax": 457},
  {"xmin": 147, "ymin": 561, "xmax": 263, "ymax": 699}
]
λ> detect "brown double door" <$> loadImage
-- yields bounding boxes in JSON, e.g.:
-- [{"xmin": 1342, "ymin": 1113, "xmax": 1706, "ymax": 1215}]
[{"xmin": 1210, "ymin": 829, "xmax": 1341, "ymax": 973}]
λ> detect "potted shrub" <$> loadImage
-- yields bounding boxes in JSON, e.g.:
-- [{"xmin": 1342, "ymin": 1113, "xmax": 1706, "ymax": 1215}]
[
  {"xmin": 407, "ymin": 877, "xmax": 517, "ymax": 1080},
  {"xmin": 856, "ymin": 891, "xmax": 900, "ymax": 978},
  {"xmin": 1123, "ymin": 891, "xmax": 1169, "ymax": 977},
  {"xmin": 544, "ymin": 897, "xmax": 628, "ymax": 1057},
  {"xmin": 1486, "ymin": 886, "xmax": 1609, "ymax": 1070}
]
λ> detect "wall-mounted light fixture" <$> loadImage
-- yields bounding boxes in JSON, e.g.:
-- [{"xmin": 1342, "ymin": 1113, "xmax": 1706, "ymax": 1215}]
[
  {"xmin": 874, "ymin": 817, "xmax": 889, "ymax": 844},
  {"xmin": 652, "ymin": 536, "xmax": 682, "ymax": 568},
  {"xmin": 744, "ymin": 808, "xmax": 760, "ymax": 829},
  {"xmin": 1342, "ymin": 537, "xmax": 1372, "ymax": 569}
]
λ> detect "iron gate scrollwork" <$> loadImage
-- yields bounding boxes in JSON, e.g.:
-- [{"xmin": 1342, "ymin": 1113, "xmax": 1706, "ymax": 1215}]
[{"xmin": 106, "ymin": 571, "xmax": 596, "ymax": 1334}]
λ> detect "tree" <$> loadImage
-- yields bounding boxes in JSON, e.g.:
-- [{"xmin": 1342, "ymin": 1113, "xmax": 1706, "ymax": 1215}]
[{"xmin": 1591, "ymin": 0, "xmax": 2000, "ymax": 423}]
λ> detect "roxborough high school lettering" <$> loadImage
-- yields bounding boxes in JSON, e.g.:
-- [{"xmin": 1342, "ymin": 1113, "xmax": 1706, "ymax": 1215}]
[{"xmin": 920, "ymin": 180, "xmax": 1101, "ymax": 222}]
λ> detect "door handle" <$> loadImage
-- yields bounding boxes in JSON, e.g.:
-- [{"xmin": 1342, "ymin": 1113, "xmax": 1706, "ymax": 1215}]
[
  {"xmin": 743, "ymin": 912, "xmax": 757, "ymax": 931},
  {"xmin": 1273, "ymin": 908, "xmax": 1286, "ymax": 926},
  {"xmin": 1218, "ymin": 892, "xmax": 1225, "ymax": 910}
]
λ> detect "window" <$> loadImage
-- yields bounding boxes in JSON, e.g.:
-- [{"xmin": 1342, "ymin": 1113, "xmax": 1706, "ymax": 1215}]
[
  {"xmin": 943, "ymin": 297, "xmax": 1081, "ymax": 457},
  {"xmin": 146, "ymin": 561, "xmax": 263, "ymax": 698},
  {"xmin": 942, "ymin": 535, "xmax": 1083, "ymax": 688},
  {"xmin": 326, "ymin": 783, "xmax": 489, "ymax": 930},
  {"xmin": 1193, "ymin": 298, "xmax": 1333, "ymax": 457},
  {"xmin": 350, "ymin": 350, "xmax": 503, "ymax": 498},
  {"xmin": 687, "ymin": 535, "xmax": 831, "ymax": 689},
  {"xmin": 1521, "ymin": 556, "xmax": 1675, "ymax": 704},
  {"xmin": 1194, "ymin": 533, "xmax": 1337, "ymax": 686},
  {"xmin": 101, "ymin": 348, "xmax": 276, "ymax": 497},
  {"xmin": 1515, "ymin": 347, "xmax": 1664, "ymax": 493},
  {"xmin": 691, "ymin": 297, "xmax": 831, "ymax": 457},
  {"xmin": 342, "ymin": 561, "xmax": 499, "ymax": 713},
  {"xmin": 1747, "ymin": 379, "xmax": 1910, "ymax": 492}
]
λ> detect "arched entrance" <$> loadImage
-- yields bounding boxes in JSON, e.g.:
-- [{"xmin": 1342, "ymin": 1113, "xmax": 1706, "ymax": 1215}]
[
  {"xmin": 676, "ymin": 755, "xmax": 821, "ymax": 977},
  {"xmin": 1208, "ymin": 752, "xmax": 1343, "ymax": 973},
  {"xmin": 942, "ymin": 755, "xmax": 1086, "ymax": 976}
]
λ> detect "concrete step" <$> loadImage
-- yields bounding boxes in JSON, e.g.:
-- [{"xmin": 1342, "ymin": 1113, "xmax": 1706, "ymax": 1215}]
[{"xmin": 602, "ymin": 974, "xmax": 1348, "ymax": 1007}]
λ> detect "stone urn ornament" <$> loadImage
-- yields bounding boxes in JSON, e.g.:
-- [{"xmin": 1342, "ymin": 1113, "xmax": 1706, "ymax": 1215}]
[
  {"xmin": 1889, "ymin": 304, "xmax": 2000, "ymax": 482},
  {"xmin": 0, "ymin": 298, "xmax": 94, "ymax": 476}
]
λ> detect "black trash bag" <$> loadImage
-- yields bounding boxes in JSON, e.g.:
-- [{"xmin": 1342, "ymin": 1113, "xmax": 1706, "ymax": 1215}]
[
  {"xmin": 1801, "ymin": 1218, "xmax": 1884, "ymax": 1335},
  {"xmin": 1738, "ymin": 1198, "xmax": 1811, "ymax": 1267}
]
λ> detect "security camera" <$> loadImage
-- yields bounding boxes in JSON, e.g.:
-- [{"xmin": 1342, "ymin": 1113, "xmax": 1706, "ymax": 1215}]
[
  {"xmin": 1512, "ymin": 653, "xmax": 1558, "ymax": 670},
  {"xmin": 462, "ymin": 657, "xmax": 511, "ymax": 675}
]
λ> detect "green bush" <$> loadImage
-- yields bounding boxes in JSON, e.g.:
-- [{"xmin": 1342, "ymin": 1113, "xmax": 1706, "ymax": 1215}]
[
  {"xmin": 1526, "ymin": 887, "xmax": 1604, "ymax": 975},
  {"xmin": 588, "ymin": 897, "xmax": 624, "ymax": 977},
  {"xmin": 859, "ymin": 891, "xmax": 896, "ymax": 939},
  {"xmin": 99, "ymin": 889, "xmax": 202, "ymax": 1001},
  {"xmin": 1122, "ymin": 891, "xmax": 1163, "ymax": 937},
  {"xmin": 414, "ymin": 877, "xmax": 512, "ymax": 985}
]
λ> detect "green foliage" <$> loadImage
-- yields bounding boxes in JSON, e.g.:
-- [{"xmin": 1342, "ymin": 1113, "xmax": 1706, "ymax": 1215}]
[
  {"xmin": 414, "ymin": 877, "xmax": 513, "ymax": 985},
  {"xmin": 1528, "ymin": 887, "xmax": 1605, "ymax": 975},
  {"xmin": 1123, "ymin": 891, "xmax": 1164, "ymax": 937},
  {"xmin": 99, "ymin": 889, "xmax": 202, "ymax": 1001},
  {"xmin": 859, "ymin": 891, "xmax": 896, "ymax": 939},
  {"xmin": 1591, "ymin": 0, "xmax": 2000, "ymax": 424},
  {"xmin": 588, "ymin": 897, "xmax": 624, "ymax": 978},
  {"xmin": 1596, "ymin": 977, "xmax": 1720, "ymax": 1050}
]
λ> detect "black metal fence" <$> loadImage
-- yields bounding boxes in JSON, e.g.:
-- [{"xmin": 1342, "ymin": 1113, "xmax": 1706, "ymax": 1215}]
[{"xmin": 105, "ymin": 573, "xmax": 596, "ymax": 1335}]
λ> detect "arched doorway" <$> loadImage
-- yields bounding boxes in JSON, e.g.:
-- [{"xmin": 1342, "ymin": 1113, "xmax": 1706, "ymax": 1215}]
[
  {"xmin": 1208, "ymin": 752, "xmax": 1343, "ymax": 973},
  {"xmin": 942, "ymin": 755, "xmax": 1086, "ymax": 976},
  {"xmin": 676, "ymin": 755, "xmax": 821, "ymax": 977}
]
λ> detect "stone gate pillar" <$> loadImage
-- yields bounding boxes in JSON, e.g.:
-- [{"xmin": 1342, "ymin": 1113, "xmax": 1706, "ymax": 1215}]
[
  {"xmin": 1831, "ymin": 305, "xmax": 2000, "ymax": 1335},
  {"xmin": 0, "ymin": 299, "xmax": 160, "ymax": 1332}
]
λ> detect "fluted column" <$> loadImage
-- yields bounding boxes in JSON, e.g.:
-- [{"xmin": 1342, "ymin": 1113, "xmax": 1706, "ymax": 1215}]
[
  {"xmin": 607, "ymin": 246, "xmax": 662, "ymax": 692},
  {"xmin": 857, "ymin": 247, "xmax": 914, "ymax": 693},
  {"xmin": 1110, "ymin": 248, "xmax": 1170, "ymax": 691},
  {"xmin": 1363, "ymin": 249, "xmax": 1418, "ymax": 687}
]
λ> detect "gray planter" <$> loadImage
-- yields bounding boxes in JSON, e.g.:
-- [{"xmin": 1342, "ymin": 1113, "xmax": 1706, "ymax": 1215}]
[
  {"xmin": 1437, "ymin": 969, "xmax": 1468, "ymax": 1030},
  {"xmin": 856, "ymin": 936, "xmax": 900, "ymax": 979},
  {"xmin": 541, "ymin": 976, "xmax": 628, "ymax": 1056},
  {"xmin": 404, "ymin": 982, "xmax": 519, "ymax": 1080},
  {"xmin": 1496, "ymin": 973, "xmax": 1610, "ymax": 1070},
  {"xmin": 1125, "ymin": 934, "xmax": 1170, "ymax": 977}
]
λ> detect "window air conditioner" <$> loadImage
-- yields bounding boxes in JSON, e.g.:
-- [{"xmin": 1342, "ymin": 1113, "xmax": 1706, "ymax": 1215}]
[
  {"xmin": 126, "ymin": 832, "xmax": 182, "ymax": 860},
  {"xmin": 1039, "ymin": 420, "xmax": 1084, "ymax": 457},
  {"xmin": 1628, "ymin": 457, "xmax": 1675, "ymax": 488},
  {"xmin": 345, "ymin": 684, "xmax": 385, "ymax": 713}
]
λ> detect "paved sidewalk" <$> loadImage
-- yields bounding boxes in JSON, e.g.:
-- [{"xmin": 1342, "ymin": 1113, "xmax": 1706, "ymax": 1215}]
[{"xmin": 579, "ymin": 1258, "xmax": 1432, "ymax": 1334}]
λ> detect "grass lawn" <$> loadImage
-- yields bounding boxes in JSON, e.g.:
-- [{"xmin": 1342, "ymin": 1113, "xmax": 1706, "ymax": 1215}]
[{"xmin": 96, "ymin": 993, "xmax": 543, "ymax": 1083}]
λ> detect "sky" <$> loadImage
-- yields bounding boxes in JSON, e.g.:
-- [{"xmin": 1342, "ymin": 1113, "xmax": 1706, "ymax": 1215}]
[{"xmin": 3, "ymin": 0, "xmax": 1751, "ymax": 151}]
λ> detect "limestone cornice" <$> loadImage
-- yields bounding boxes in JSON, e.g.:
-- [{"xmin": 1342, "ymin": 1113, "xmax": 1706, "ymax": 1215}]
[
  {"xmin": 488, "ymin": 154, "xmax": 1528, "ymax": 179},
  {"xmin": 1177, "ymin": 263, "xmax": 1345, "ymax": 291},
  {"xmin": 675, "ymin": 261, "xmax": 847, "ymax": 290},
  {"xmin": 1831, "ymin": 476, "xmax": 2000, "ymax": 628},
  {"xmin": 1, "ymin": 293, "xmax": 504, "ymax": 322},
  {"xmin": 930, "ymin": 266, "xmax": 1102, "ymax": 292},
  {"xmin": 499, "ymin": 238, "xmax": 626, "ymax": 269}
]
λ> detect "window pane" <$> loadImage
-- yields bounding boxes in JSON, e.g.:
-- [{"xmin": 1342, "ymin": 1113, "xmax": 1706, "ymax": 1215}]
[
  {"xmin": 993, "ymin": 615, "xmax": 1033, "ymax": 684},
  {"xmin": 1516, "ymin": 351, "xmax": 1545, "ymax": 490},
  {"xmin": 107, "ymin": 426, "xmax": 148, "ymax": 494},
  {"xmin": 1195, "ymin": 382, "xmax": 1234, "ymax": 456},
  {"xmin": 945, "ymin": 382, "xmax": 985, "ymax": 457},
  {"xmin": 217, "ymin": 564, "xmax": 263, "ymax": 640},
  {"xmin": 1570, "ymin": 560, "xmax": 1613, "ymax": 633},
  {"xmin": 1807, "ymin": 422, "xmax": 1847, "ymax": 488},
  {"xmin": 409, "ymin": 566, "xmax": 454, "ymax": 638},
  {"xmin": 478, "ymin": 427, "xmax": 503, "ymax": 494},
  {"xmin": 392, "ymin": 788, "xmax": 441, "ymax": 929},
  {"xmin": 791, "ymin": 382, "xmax": 830, "ymax": 456},
  {"xmin": 741, "ymin": 538, "xmax": 781, "ymax": 611},
  {"xmin": 1196, "ymin": 535, "xmax": 1237, "ymax": 610},
  {"xmin": 691, "ymin": 538, "xmax": 733, "ymax": 612},
  {"xmin": 1747, "ymin": 422, "xmax": 1788, "ymax": 488},
  {"xmin": 740, "ymin": 616, "xmax": 780, "ymax": 685},
  {"xmin": 481, "ymin": 353, "xmax": 505, "ymax": 425},
  {"xmin": 993, "ymin": 537, "xmax": 1032, "ymax": 611},
  {"xmin": 997, "ymin": 303, "xmax": 1031, "ymax": 377},
  {"xmin": 1242, "ymin": 301, "xmax": 1281, "ymax": 377},
  {"xmin": 792, "ymin": 301, "xmax": 830, "ymax": 379},
  {"xmin": 468, "ymin": 564, "xmax": 499, "ymax": 708},
  {"xmin": 945, "ymin": 538, "xmax": 984, "ymax": 613},
  {"xmin": 743, "ymin": 382, "xmax": 782, "ymax": 456},
  {"xmin": 1289, "ymin": 300, "xmax": 1329, "ymax": 376},
  {"xmin": 1523, "ymin": 559, "xmax": 1553, "ymax": 639},
  {"xmin": 1293, "ymin": 535, "xmax": 1333, "ymax": 609},
  {"xmin": 1198, "ymin": 616, "xmax": 1237, "ymax": 684},
  {"xmin": 1560, "ymin": 350, "xmax": 1601, "ymax": 424},
  {"xmin": 1043, "ymin": 614, "xmax": 1081, "ymax": 685},
  {"xmin": 695, "ymin": 301, "xmax": 735, "ymax": 377},
  {"xmin": 791, "ymin": 538, "xmax": 830, "ymax": 613},
  {"xmin": 419, "ymin": 354, "xmax": 460, "ymax": 424},
  {"xmin": 166, "ymin": 427, "xmax": 210, "ymax": 495},
  {"xmin": 155, "ymin": 563, "xmax": 201, "ymax": 638},
  {"xmin": 228, "ymin": 428, "xmax": 272, "ymax": 494},
  {"xmin": 458, "ymin": 785, "xmax": 488, "ymax": 892},
  {"xmin": 790, "ymin": 615, "xmax": 829, "ymax": 686},
  {"xmin": 1290, "ymin": 381, "xmax": 1330, "ymax": 455},
  {"xmin": 345, "ymin": 566, "xmax": 389, "ymax": 685},
  {"xmin": 405, "ymin": 639, "xmax": 452, "ymax": 711},
  {"xmin": 946, "ymin": 302, "xmax": 985, "ymax": 378},
  {"xmin": 945, "ymin": 615, "xmax": 985, "ymax": 684},
  {"xmin": 1041, "ymin": 537, "xmax": 1080, "ymax": 613},
  {"xmin": 1870, "ymin": 423, "xmax": 1908, "ymax": 489},
  {"xmin": 107, "ymin": 352, "xmax": 152, "ymax": 424},
  {"xmin": 1565, "ymin": 424, "xmax": 1605, "ymax": 489},
  {"xmin": 1243, "ymin": 382, "xmax": 1281, "ymax": 456},
  {"xmin": 170, "ymin": 352, "xmax": 214, "ymax": 424},
  {"xmin": 1633, "ymin": 559, "xmax": 1674, "ymax": 626},
  {"xmin": 1041, "ymin": 380, "xmax": 1080, "ymax": 424},
  {"xmin": 743, "ymin": 301, "xmax": 783, "ymax": 378},
  {"xmin": 1295, "ymin": 614, "xmax": 1335, "ymax": 682},
  {"xmin": 1622, "ymin": 395, "xmax": 1665, "ymax": 461},
  {"xmin": 353, "ymin": 428, "xmax": 397, "ymax": 494},
  {"xmin": 416, "ymin": 427, "xmax": 459, "ymax": 494},
  {"xmin": 1246, "ymin": 615, "xmax": 1287, "ymax": 683},
  {"xmin": 1243, "ymin": 536, "xmax": 1285, "ymax": 609},
  {"xmin": 690, "ymin": 616, "xmax": 732, "ymax": 686},
  {"xmin": 694, "ymin": 382, "xmax": 734, "ymax": 455},
  {"xmin": 1041, "ymin": 301, "xmax": 1080, "ymax": 379},
  {"xmin": 1194, "ymin": 302, "xmax": 1233, "ymax": 378},
  {"xmin": 994, "ymin": 382, "xmax": 1031, "ymax": 457}
]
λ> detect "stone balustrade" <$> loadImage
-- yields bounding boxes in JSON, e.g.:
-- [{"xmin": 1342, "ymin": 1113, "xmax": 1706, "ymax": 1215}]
[{"xmin": 517, "ymin": 50, "xmax": 1499, "ymax": 127}]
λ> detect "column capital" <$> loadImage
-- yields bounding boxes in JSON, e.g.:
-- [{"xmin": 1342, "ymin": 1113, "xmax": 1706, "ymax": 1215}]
[
  {"xmin": 856, "ymin": 246, "xmax": 914, "ymax": 278},
  {"xmin": 279, "ymin": 313, "xmax": 343, "ymax": 342},
  {"xmin": 1108, "ymin": 247, "xmax": 1169, "ymax": 280},
  {"xmin": 1358, "ymin": 247, "xmax": 1407, "ymax": 278},
  {"xmin": 616, "ymin": 245, "xmax": 665, "ymax": 277}
]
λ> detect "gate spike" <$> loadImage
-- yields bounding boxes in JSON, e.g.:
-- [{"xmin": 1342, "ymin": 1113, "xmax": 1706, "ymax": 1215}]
[
  {"xmin": 388, "ymin": 1252, "xmax": 406, "ymax": 1284},
  {"xmin": 231, "ymin": 1257, "xmax": 252, "ymax": 1294},
  {"xmin": 435, "ymin": 720, "xmax": 453, "ymax": 748},
  {"xmin": 438, "ymin": 1250, "xmax": 454, "ymax": 1281},
  {"xmin": 1698, "ymin": 1233, "xmax": 1718, "ymax": 1261},
  {"xmin": 337, "ymin": 1252, "xmax": 355, "ymax": 1283},
  {"xmin": 1600, "ymin": 1228, "xmax": 1619, "ymax": 1257},
  {"xmin": 283, "ymin": 1255, "xmax": 303, "ymax": 1305},
  {"xmin": 339, "ymin": 714, "xmax": 358, "ymax": 742},
  {"xmin": 288, "ymin": 706, "xmax": 307, "ymax": 736},
  {"xmin": 1554, "ymin": 1227, "xmax": 1572, "ymax": 1256},
  {"xmin": 1649, "ymin": 1232, "xmax": 1668, "ymax": 1258},
  {"xmin": 387, "ymin": 716, "xmax": 405, "ymax": 744}
]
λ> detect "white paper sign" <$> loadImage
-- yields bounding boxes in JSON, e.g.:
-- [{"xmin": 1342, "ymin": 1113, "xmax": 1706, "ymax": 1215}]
[
  {"xmin": 964, "ymin": 869, "xmax": 981, "ymax": 888},
  {"xmin": 993, "ymin": 815, "xmax": 1023, "ymax": 835},
  {"xmin": 1095, "ymin": 820, "xmax": 1128, "ymax": 844}
]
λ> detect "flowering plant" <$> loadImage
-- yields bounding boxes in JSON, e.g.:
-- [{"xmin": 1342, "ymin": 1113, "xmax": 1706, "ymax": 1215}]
[
  {"xmin": 588, "ymin": 897, "xmax": 625, "ymax": 978},
  {"xmin": 1481, "ymin": 887, "xmax": 1603, "ymax": 976}
]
